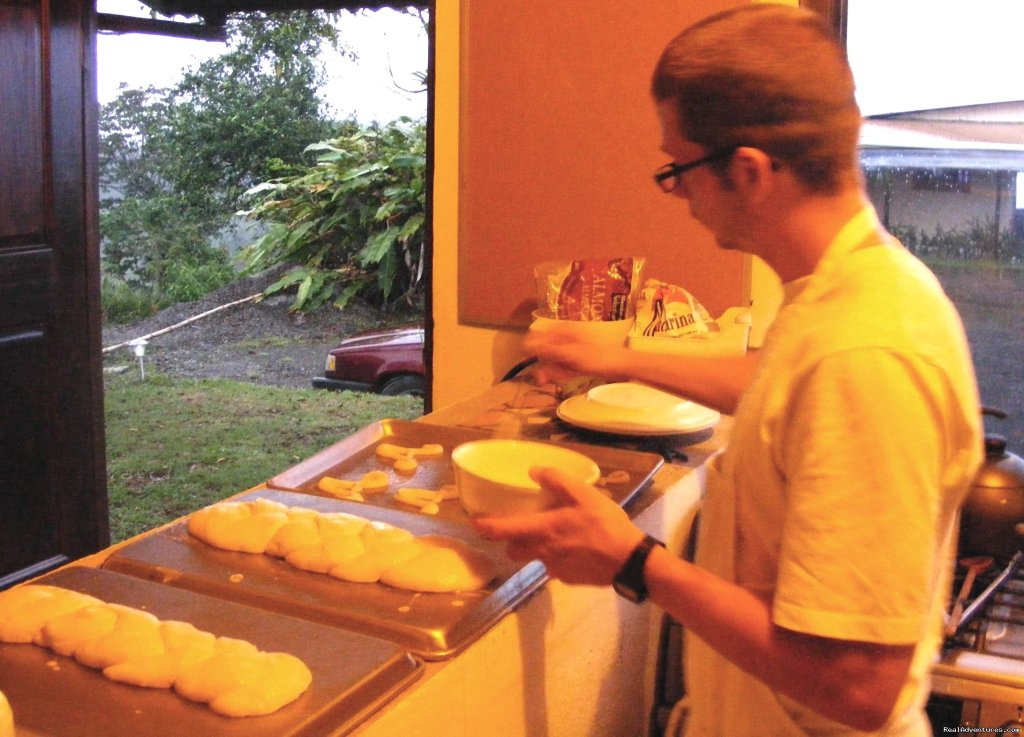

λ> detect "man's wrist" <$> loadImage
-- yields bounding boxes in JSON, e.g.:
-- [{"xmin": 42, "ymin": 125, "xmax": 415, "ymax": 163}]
[{"xmin": 612, "ymin": 534, "xmax": 665, "ymax": 604}]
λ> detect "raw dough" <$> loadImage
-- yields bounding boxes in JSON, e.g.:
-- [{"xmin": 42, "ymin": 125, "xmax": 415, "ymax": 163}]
[
  {"xmin": 0, "ymin": 585, "xmax": 100, "ymax": 645},
  {"xmin": 375, "ymin": 442, "xmax": 444, "ymax": 474},
  {"xmin": 317, "ymin": 470, "xmax": 389, "ymax": 500},
  {"xmin": 395, "ymin": 485, "xmax": 459, "ymax": 515},
  {"xmin": 174, "ymin": 636, "xmax": 312, "ymax": 717},
  {"xmin": 104, "ymin": 620, "xmax": 216, "ymax": 689},
  {"xmin": 0, "ymin": 585, "xmax": 311, "ymax": 717},
  {"xmin": 188, "ymin": 499, "xmax": 495, "ymax": 592},
  {"xmin": 187, "ymin": 498, "xmax": 290, "ymax": 554},
  {"xmin": 73, "ymin": 604, "xmax": 164, "ymax": 670},
  {"xmin": 379, "ymin": 535, "xmax": 498, "ymax": 594},
  {"xmin": 39, "ymin": 602, "xmax": 119, "ymax": 658}
]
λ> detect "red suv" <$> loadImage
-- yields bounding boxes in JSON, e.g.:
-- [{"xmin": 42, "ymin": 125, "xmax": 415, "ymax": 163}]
[{"xmin": 312, "ymin": 324, "xmax": 426, "ymax": 397}]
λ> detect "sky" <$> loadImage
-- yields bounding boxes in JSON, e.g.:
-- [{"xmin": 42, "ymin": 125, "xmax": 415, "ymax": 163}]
[
  {"xmin": 95, "ymin": 0, "xmax": 428, "ymax": 123},
  {"xmin": 95, "ymin": 2, "xmax": 1024, "ymax": 122},
  {"xmin": 847, "ymin": 0, "xmax": 1024, "ymax": 116}
]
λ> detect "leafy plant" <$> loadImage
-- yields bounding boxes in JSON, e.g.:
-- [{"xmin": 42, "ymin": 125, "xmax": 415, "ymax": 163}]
[
  {"xmin": 98, "ymin": 12, "xmax": 343, "ymax": 304},
  {"xmin": 890, "ymin": 218, "xmax": 1024, "ymax": 263},
  {"xmin": 164, "ymin": 13, "xmax": 341, "ymax": 218},
  {"xmin": 101, "ymin": 277, "xmax": 162, "ymax": 324},
  {"xmin": 238, "ymin": 119, "xmax": 427, "ymax": 312}
]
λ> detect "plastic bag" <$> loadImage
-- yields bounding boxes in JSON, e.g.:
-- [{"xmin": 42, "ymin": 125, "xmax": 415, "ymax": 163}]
[{"xmin": 535, "ymin": 257, "xmax": 645, "ymax": 321}]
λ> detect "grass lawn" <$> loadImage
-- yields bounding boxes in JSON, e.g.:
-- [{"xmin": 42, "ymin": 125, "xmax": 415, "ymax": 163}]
[
  {"xmin": 104, "ymin": 371, "xmax": 423, "ymax": 543},
  {"xmin": 930, "ymin": 260, "xmax": 1024, "ymax": 454}
]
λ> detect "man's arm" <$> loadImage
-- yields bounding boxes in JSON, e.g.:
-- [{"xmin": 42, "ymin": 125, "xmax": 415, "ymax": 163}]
[
  {"xmin": 644, "ymin": 545, "xmax": 914, "ymax": 732},
  {"xmin": 473, "ymin": 468, "xmax": 913, "ymax": 733},
  {"xmin": 522, "ymin": 327, "xmax": 759, "ymax": 414}
]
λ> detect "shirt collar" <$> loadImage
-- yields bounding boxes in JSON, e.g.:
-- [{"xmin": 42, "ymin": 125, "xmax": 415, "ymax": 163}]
[{"xmin": 782, "ymin": 205, "xmax": 885, "ymax": 303}]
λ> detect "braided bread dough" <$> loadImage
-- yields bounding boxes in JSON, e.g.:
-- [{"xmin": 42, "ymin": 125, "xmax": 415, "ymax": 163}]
[
  {"xmin": 187, "ymin": 499, "xmax": 495, "ymax": 593},
  {"xmin": 0, "ymin": 584, "xmax": 311, "ymax": 717}
]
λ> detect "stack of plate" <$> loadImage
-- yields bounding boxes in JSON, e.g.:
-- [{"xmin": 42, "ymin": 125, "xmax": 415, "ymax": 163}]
[{"xmin": 556, "ymin": 382, "xmax": 720, "ymax": 437}]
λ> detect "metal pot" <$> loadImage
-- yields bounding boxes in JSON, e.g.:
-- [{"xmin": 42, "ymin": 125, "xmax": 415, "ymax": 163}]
[{"xmin": 959, "ymin": 409, "xmax": 1024, "ymax": 561}]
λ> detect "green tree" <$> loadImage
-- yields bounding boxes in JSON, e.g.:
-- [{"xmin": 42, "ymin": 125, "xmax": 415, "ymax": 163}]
[
  {"xmin": 99, "ymin": 11, "xmax": 342, "ymax": 306},
  {"xmin": 238, "ymin": 119, "xmax": 426, "ymax": 313},
  {"xmin": 165, "ymin": 13, "xmax": 341, "ymax": 220}
]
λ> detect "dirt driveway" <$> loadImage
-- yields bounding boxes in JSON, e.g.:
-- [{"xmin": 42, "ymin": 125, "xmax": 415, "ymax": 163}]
[
  {"xmin": 102, "ymin": 263, "xmax": 1024, "ymax": 453},
  {"xmin": 102, "ymin": 269, "xmax": 417, "ymax": 390}
]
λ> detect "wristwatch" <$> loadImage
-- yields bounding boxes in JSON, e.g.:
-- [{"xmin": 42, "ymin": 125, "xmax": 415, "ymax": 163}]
[{"xmin": 612, "ymin": 534, "xmax": 664, "ymax": 604}]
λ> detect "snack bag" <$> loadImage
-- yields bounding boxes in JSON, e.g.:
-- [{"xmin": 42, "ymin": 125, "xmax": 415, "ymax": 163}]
[
  {"xmin": 631, "ymin": 279, "xmax": 718, "ymax": 339},
  {"xmin": 535, "ymin": 257, "xmax": 645, "ymax": 321}
]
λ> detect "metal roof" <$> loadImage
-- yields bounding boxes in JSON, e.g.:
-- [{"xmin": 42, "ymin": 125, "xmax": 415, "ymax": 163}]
[
  {"xmin": 131, "ymin": 1, "xmax": 426, "ymax": 27},
  {"xmin": 860, "ymin": 101, "xmax": 1024, "ymax": 170}
]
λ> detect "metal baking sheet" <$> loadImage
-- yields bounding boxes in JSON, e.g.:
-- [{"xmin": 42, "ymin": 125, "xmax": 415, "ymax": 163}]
[
  {"xmin": 266, "ymin": 418, "xmax": 664, "ymax": 522},
  {"xmin": 0, "ymin": 566, "xmax": 420, "ymax": 737},
  {"xmin": 103, "ymin": 488, "xmax": 546, "ymax": 660}
]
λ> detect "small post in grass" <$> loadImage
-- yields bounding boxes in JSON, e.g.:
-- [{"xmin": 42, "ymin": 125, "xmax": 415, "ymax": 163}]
[{"xmin": 128, "ymin": 338, "xmax": 148, "ymax": 380}]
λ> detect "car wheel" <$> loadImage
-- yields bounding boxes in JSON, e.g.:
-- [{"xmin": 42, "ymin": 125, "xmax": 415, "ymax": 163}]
[{"xmin": 379, "ymin": 375, "xmax": 426, "ymax": 397}]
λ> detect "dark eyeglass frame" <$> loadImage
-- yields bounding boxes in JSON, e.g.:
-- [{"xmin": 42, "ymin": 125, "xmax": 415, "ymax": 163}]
[{"xmin": 653, "ymin": 147, "xmax": 737, "ymax": 193}]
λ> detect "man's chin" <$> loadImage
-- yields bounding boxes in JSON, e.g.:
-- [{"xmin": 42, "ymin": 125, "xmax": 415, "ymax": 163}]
[{"xmin": 715, "ymin": 236, "xmax": 740, "ymax": 251}]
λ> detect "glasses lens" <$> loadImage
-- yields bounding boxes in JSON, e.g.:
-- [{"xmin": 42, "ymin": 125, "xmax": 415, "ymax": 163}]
[{"xmin": 654, "ymin": 164, "xmax": 679, "ymax": 193}]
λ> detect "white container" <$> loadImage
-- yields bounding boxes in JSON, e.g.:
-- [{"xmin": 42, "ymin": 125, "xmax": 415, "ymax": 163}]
[
  {"xmin": 529, "ymin": 311, "xmax": 634, "ymax": 348},
  {"xmin": 452, "ymin": 439, "xmax": 601, "ymax": 517}
]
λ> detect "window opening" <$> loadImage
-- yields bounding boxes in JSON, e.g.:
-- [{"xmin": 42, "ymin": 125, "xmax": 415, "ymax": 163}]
[
  {"xmin": 846, "ymin": 1, "xmax": 1024, "ymax": 455},
  {"xmin": 97, "ymin": 1, "xmax": 429, "ymax": 542}
]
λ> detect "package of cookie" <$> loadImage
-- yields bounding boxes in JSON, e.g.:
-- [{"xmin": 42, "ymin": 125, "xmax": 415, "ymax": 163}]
[
  {"xmin": 534, "ymin": 257, "xmax": 645, "ymax": 321},
  {"xmin": 630, "ymin": 279, "xmax": 718, "ymax": 339}
]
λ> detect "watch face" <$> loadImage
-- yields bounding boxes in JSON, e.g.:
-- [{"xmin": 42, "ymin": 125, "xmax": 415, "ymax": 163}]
[{"xmin": 613, "ymin": 578, "xmax": 644, "ymax": 604}]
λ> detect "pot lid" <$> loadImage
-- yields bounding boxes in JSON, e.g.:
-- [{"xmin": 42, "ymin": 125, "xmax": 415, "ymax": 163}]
[{"xmin": 974, "ymin": 434, "xmax": 1024, "ymax": 489}]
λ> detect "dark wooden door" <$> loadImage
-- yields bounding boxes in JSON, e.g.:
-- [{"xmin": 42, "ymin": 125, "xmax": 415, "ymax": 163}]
[{"xmin": 0, "ymin": 0, "xmax": 108, "ymax": 587}]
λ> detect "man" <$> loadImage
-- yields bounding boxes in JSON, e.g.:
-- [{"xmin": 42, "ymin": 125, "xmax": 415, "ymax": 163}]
[{"xmin": 472, "ymin": 5, "xmax": 982, "ymax": 736}]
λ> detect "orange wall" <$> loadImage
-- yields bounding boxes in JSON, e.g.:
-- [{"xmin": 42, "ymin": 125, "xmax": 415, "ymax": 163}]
[
  {"xmin": 457, "ymin": 0, "xmax": 746, "ymax": 328},
  {"xmin": 432, "ymin": 0, "xmax": 752, "ymax": 409}
]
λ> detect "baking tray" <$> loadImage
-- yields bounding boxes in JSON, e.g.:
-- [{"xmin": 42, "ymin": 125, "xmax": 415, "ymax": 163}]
[
  {"xmin": 0, "ymin": 566, "xmax": 420, "ymax": 737},
  {"xmin": 265, "ymin": 418, "xmax": 664, "ymax": 523},
  {"xmin": 103, "ymin": 488, "xmax": 546, "ymax": 661}
]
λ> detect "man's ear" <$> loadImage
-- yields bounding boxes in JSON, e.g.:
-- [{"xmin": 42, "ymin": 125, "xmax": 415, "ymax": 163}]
[{"xmin": 729, "ymin": 146, "xmax": 778, "ymax": 199}]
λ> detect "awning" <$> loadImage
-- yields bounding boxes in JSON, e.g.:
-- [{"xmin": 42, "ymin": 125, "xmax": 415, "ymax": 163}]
[
  {"xmin": 860, "ymin": 101, "xmax": 1024, "ymax": 170},
  {"xmin": 100, "ymin": 1, "xmax": 427, "ymax": 40}
]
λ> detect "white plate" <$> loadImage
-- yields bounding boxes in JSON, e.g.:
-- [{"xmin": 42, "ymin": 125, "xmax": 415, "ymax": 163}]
[{"xmin": 556, "ymin": 382, "xmax": 720, "ymax": 436}]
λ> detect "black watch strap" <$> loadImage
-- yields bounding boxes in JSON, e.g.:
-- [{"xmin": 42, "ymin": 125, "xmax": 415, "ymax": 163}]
[{"xmin": 612, "ymin": 534, "xmax": 664, "ymax": 604}]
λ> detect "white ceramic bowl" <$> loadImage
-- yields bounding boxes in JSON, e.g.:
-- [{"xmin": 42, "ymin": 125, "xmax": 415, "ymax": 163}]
[{"xmin": 452, "ymin": 439, "xmax": 601, "ymax": 516}]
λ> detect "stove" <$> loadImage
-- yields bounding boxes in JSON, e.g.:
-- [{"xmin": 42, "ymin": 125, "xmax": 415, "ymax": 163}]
[{"xmin": 929, "ymin": 552, "xmax": 1024, "ymax": 733}]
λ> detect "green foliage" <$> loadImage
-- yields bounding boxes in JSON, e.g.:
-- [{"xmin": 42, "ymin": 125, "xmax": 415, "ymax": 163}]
[
  {"xmin": 890, "ymin": 218, "xmax": 1024, "ymax": 263},
  {"xmin": 101, "ymin": 277, "xmax": 162, "ymax": 324},
  {"xmin": 165, "ymin": 13, "xmax": 340, "ymax": 216},
  {"xmin": 99, "ymin": 11, "xmax": 342, "ymax": 306},
  {"xmin": 238, "ymin": 119, "xmax": 427, "ymax": 312},
  {"xmin": 104, "ymin": 371, "xmax": 422, "ymax": 542},
  {"xmin": 100, "ymin": 194, "xmax": 233, "ymax": 298},
  {"xmin": 100, "ymin": 257, "xmax": 235, "ymax": 324},
  {"xmin": 162, "ymin": 257, "xmax": 237, "ymax": 304}
]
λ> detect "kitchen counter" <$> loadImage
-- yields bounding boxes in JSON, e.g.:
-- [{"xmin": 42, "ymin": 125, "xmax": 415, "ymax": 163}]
[
  {"xmin": 9, "ymin": 378, "xmax": 726, "ymax": 737},
  {"xmin": 342, "ymin": 378, "xmax": 725, "ymax": 737}
]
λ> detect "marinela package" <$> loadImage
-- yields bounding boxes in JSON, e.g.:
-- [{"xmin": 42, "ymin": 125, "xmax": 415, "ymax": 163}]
[
  {"xmin": 630, "ymin": 279, "xmax": 718, "ymax": 339},
  {"xmin": 535, "ymin": 257, "xmax": 645, "ymax": 321}
]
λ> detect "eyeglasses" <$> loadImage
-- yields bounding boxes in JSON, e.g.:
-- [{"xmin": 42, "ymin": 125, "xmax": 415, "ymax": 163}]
[{"xmin": 653, "ymin": 147, "xmax": 737, "ymax": 193}]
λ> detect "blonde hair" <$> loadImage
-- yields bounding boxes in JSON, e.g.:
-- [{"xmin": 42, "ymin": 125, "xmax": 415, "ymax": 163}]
[{"xmin": 651, "ymin": 4, "xmax": 862, "ymax": 193}]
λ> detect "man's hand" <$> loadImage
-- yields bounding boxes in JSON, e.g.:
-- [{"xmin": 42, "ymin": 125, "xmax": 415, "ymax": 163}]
[
  {"xmin": 522, "ymin": 325, "xmax": 630, "ymax": 387},
  {"xmin": 470, "ymin": 467, "xmax": 645, "ymax": 585}
]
